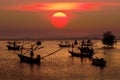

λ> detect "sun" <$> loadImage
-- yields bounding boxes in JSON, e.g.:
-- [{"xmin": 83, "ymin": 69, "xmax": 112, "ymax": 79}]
[{"xmin": 51, "ymin": 12, "xmax": 68, "ymax": 28}]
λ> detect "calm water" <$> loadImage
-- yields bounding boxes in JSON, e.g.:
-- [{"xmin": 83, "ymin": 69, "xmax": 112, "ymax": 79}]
[{"xmin": 0, "ymin": 40, "xmax": 120, "ymax": 80}]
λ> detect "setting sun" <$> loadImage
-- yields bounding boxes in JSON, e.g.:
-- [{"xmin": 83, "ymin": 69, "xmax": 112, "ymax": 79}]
[
  {"xmin": 51, "ymin": 12, "xmax": 68, "ymax": 28},
  {"xmin": 52, "ymin": 12, "xmax": 67, "ymax": 17}
]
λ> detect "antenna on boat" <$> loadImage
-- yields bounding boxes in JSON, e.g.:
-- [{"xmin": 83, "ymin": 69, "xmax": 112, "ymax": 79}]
[
  {"xmin": 20, "ymin": 45, "xmax": 24, "ymax": 55},
  {"xmin": 30, "ymin": 45, "xmax": 34, "ymax": 50},
  {"xmin": 71, "ymin": 43, "xmax": 74, "ymax": 52}
]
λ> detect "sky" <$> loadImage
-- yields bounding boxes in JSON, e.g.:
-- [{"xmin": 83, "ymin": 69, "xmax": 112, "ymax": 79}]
[{"xmin": 0, "ymin": 0, "xmax": 120, "ymax": 39}]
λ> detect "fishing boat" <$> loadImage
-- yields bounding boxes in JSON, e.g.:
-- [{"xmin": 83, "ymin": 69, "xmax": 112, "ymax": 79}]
[
  {"xmin": 58, "ymin": 41, "xmax": 71, "ymax": 47},
  {"xmin": 79, "ymin": 40, "xmax": 94, "ymax": 53},
  {"xmin": 58, "ymin": 44, "xmax": 71, "ymax": 47},
  {"xmin": 68, "ymin": 50, "xmax": 93, "ymax": 58},
  {"xmin": 18, "ymin": 44, "xmax": 41, "ymax": 64},
  {"xmin": 7, "ymin": 41, "xmax": 20, "ymax": 50},
  {"xmin": 68, "ymin": 40, "xmax": 94, "ymax": 58},
  {"xmin": 18, "ymin": 54, "xmax": 40, "ymax": 63},
  {"xmin": 7, "ymin": 45, "xmax": 20, "ymax": 50},
  {"xmin": 92, "ymin": 58, "xmax": 106, "ymax": 67}
]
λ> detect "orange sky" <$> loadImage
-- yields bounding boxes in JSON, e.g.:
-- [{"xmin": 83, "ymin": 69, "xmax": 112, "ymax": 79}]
[{"xmin": 0, "ymin": 1, "xmax": 120, "ymax": 39}]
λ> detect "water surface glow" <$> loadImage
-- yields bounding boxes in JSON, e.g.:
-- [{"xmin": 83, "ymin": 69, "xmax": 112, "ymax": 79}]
[{"xmin": 0, "ymin": 40, "xmax": 120, "ymax": 80}]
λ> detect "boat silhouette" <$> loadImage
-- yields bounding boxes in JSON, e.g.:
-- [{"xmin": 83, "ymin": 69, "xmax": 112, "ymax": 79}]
[
  {"xmin": 17, "ymin": 42, "xmax": 42, "ymax": 64},
  {"xmin": 68, "ymin": 40, "xmax": 94, "ymax": 58},
  {"xmin": 7, "ymin": 41, "xmax": 20, "ymax": 50},
  {"xmin": 58, "ymin": 44, "xmax": 71, "ymax": 47},
  {"xmin": 68, "ymin": 50, "xmax": 93, "ymax": 58},
  {"xmin": 58, "ymin": 41, "xmax": 71, "ymax": 47},
  {"xmin": 18, "ymin": 54, "xmax": 40, "ymax": 63},
  {"xmin": 92, "ymin": 58, "xmax": 106, "ymax": 67}
]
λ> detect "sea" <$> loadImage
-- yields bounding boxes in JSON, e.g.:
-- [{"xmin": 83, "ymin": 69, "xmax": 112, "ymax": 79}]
[{"xmin": 0, "ymin": 40, "xmax": 120, "ymax": 80}]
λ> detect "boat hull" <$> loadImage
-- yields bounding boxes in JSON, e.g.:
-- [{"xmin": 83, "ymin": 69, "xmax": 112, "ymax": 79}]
[
  {"xmin": 68, "ymin": 51, "xmax": 93, "ymax": 58},
  {"xmin": 18, "ymin": 54, "xmax": 40, "ymax": 64},
  {"xmin": 92, "ymin": 59, "xmax": 106, "ymax": 67},
  {"xmin": 58, "ymin": 44, "xmax": 71, "ymax": 47},
  {"xmin": 7, "ymin": 45, "xmax": 20, "ymax": 50}
]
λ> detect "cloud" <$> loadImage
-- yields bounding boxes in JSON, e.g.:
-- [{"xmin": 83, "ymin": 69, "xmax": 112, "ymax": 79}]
[{"xmin": 0, "ymin": 2, "xmax": 120, "ymax": 12}]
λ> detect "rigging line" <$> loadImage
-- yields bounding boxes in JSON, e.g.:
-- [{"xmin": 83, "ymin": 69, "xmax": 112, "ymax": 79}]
[
  {"xmin": 17, "ymin": 46, "xmax": 44, "ymax": 55},
  {"xmin": 22, "ymin": 41, "xmax": 33, "ymax": 46},
  {"xmin": 22, "ymin": 49, "xmax": 31, "ymax": 54},
  {"xmin": 33, "ymin": 45, "xmax": 39, "ymax": 50},
  {"xmin": 22, "ymin": 41, "xmax": 36, "ymax": 47},
  {"xmin": 40, "ymin": 48, "xmax": 63, "ymax": 59}
]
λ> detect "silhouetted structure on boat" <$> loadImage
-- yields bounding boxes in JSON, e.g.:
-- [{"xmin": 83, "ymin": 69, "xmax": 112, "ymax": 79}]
[
  {"xmin": 81, "ymin": 40, "xmax": 92, "ymax": 47},
  {"xmin": 36, "ymin": 41, "xmax": 41, "ymax": 45},
  {"xmin": 18, "ymin": 45, "xmax": 41, "ymax": 64},
  {"xmin": 79, "ymin": 40, "xmax": 93, "ymax": 53},
  {"xmin": 74, "ymin": 40, "xmax": 78, "ymax": 45},
  {"xmin": 68, "ymin": 40, "xmax": 94, "ymax": 58},
  {"xmin": 92, "ymin": 58, "xmax": 106, "ymax": 67},
  {"xmin": 102, "ymin": 31, "xmax": 117, "ymax": 49},
  {"xmin": 58, "ymin": 41, "xmax": 71, "ymax": 48},
  {"xmin": 79, "ymin": 46, "xmax": 94, "ymax": 54},
  {"xmin": 7, "ymin": 41, "xmax": 20, "ymax": 50}
]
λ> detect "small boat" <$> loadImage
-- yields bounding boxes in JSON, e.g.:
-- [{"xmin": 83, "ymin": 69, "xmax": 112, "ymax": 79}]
[
  {"xmin": 58, "ymin": 44, "xmax": 71, "ymax": 47},
  {"xmin": 7, "ymin": 45, "xmax": 20, "ymax": 50},
  {"xmin": 58, "ymin": 41, "xmax": 71, "ymax": 48},
  {"xmin": 18, "ymin": 54, "xmax": 40, "ymax": 63},
  {"xmin": 92, "ymin": 58, "xmax": 106, "ymax": 67},
  {"xmin": 68, "ymin": 50, "xmax": 93, "ymax": 58},
  {"xmin": 7, "ymin": 41, "xmax": 20, "ymax": 50}
]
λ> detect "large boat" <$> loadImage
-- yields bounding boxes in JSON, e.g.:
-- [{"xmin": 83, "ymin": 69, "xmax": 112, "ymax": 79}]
[
  {"xmin": 92, "ymin": 58, "xmax": 106, "ymax": 67},
  {"xmin": 68, "ymin": 40, "xmax": 94, "ymax": 58},
  {"xmin": 18, "ymin": 54, "xmax": 40, "ymax": 63},
  {"xmin": 7, "ymin": 41, "xmax": 20, "ymax": 50},
  {"xmin": 17, "ymin": 45, "xmax": 41, "ymax": 64},
  {"xmin": 79, "ymin": 40, "xmax": 94, "ymax": 53}
]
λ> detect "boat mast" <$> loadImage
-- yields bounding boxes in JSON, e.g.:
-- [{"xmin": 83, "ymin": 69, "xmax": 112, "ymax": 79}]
[{"xmin": 20, "ymin": 45, "xmax": 23, "ymax": 55}]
